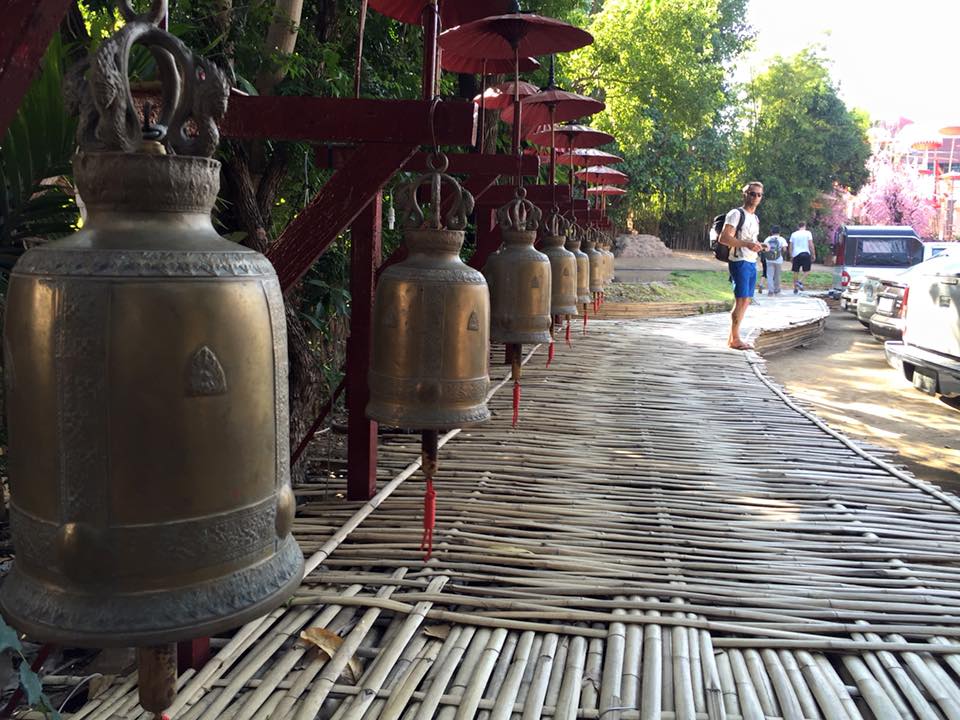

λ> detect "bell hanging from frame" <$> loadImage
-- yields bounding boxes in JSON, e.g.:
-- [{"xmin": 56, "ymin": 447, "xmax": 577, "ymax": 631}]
[
  {"xmin": 582, "ymin": 232, "xmax": 604, "ymax": 295},
  {"xmin": 0, "ymin": 0, "xmax": 304, "ymax": 649},
  {"xmin": 566, "ymin": 225, "xmax": 592, "ymax": 307},
  {"xmin": 483, "ymin": 188, "xmax": 552, "ymax": 345},
  {"xmin": 540, "ymin": 210, "xmax": 578, "ymax": 317},
  {"xmin": 367, "ymin": 154, "xmax": 491, "ymax": 429}
]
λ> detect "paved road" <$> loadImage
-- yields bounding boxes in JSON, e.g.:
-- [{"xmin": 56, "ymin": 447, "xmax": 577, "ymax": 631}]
[
  {"xmin": 614, "ymin": 249, "xmax": 835, "ymax": 283},
  {"xmin": 765, "ymin": 308, "xmax": 960, "ymax": 492}
]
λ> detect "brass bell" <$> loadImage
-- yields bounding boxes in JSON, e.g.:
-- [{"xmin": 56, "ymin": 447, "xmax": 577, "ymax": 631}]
[
  {"xmin": 566, "ymin": 226, "xmax": 592, "ymax": 309},
  {"xmin": 367, "ymin": 156, "xmax": 490, "ymax": 430},
  {"xmin": 540, "ymin": 212, "xmax": 579, "ymax": 319},
  {"xmin": 1, "ymin": 9, "xmax": 303, "ymax": 654},
  {"xmin": 484, "ymin": 189, "xmax": 552, "ymax": 346},
  {"xmin": 583, "ymin": 233, "xmax": 604, "ymax": 295},
  {"xmin": 601, "ymin": 237, "xmax": 615, "ymax": 282}
]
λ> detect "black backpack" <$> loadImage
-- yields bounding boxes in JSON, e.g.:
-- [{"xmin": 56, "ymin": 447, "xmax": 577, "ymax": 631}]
[{"xmin": 710, "ymin": 208, "xmax": 745, "ymax": 262}]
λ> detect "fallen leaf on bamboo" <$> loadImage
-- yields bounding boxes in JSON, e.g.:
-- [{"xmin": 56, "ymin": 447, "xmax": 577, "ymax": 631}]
[
  {"xmin": 88, "ymin": 674, "xmax": 115, "ymax": 700},
  {"xmin": 485, "ymin": 542, "xmax": 535, "ymax": 556},
  {"xmin": 299, "ymin": 627, "xmax": 362, "ymax": 683},
  {"xmin": 423, "ymin": 624, "xmax": 451, "ymax": 640}
]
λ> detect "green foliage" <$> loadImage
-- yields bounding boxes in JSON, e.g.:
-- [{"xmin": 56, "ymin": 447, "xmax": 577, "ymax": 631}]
[
  {"xmin": 565, "ymin": 0, "xmax": 751, "ymax": 244},
  {"xmin": 0, "ymin": 33, "xmax": 79, "ymax": 253},
  {"xmin": 739, "ymin": 48, "xmax": 870, "ymax": 236},
  {"xmin": 0, "ymin": 615, "xmax": 61, "ymax": 719}
]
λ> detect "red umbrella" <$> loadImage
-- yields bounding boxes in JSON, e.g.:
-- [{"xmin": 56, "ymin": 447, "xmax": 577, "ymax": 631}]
[
  {"xmin": 586, "ymin": 185, "xmax": 627, "ymax": 196},
  {"xmin": 370, "ymin": 0, "xmax": 511, "ymax": 26},
  {"xmin": 440, "ymin": 53, "xmax": 540, "ymax": 74},
  {"xmin": 527, "ymin": 124, "xmax": 613, "ymax": 149},
  {"xmin": 500, "ymin": 89, "xmax": 604, "ymax": 133},
  {"xmin": 439, "ymin": 13, "xmax": 593, "ymax": 165},
  {"xmin": 576, "ymin": 166, "xmax": 628, "ymax": 185},
  {"xmin": 556, "ymin": 148, "xmax": 623, "ymax": 166},
  {"xmin": 475, "ymin": 81, "xmax": 539, "ymax": 110}
]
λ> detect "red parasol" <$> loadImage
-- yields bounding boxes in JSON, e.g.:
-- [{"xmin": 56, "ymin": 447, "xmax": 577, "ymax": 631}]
[
  {"xmin": 556, "ymin": 148, "xmax": 623, "ymax": 166},
  {"xmin": 576, "ymin": 166, "xmax": 628, "ymax": 185},
  {"xmin": 440, "ymin": 53, "xmax": 539, "ymax": 74},
  {"xmin": 439, "ymin": 12, "xmax": 593, "ymax": 173},
  {"xmin": 438, "ymin": 14, "xmax": 593, "ymax": 60},
  {"xmin": 586, "ymin": 185, "xmax": 627, "ymax": 196},
  {"xmin": 475, "ymin": 81, "xmax": 539, "ymax": 110},
  {"xmin": 527, "ymin": 124, "xmax": 613, "ymax": 149},
  {"xmin": 370, "ymin": 0, "xmax": 512, "ymax": 26},
  {"xmin": 499, "ymin": 89, "xmax": 604, "ymax": 132}
]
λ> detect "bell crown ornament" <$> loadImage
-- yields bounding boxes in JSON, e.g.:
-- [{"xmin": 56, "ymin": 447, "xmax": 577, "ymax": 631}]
[
  {"xmin": 497, "ymin": 187, "xmax": 542, "ymax": 235},
  {"xmin": 367, "ymin": 153, "xmax": 491, "ymax": 429},
  {"xmin": 0, "ymin": 0, "xmax": 304, "ymax": 647}
]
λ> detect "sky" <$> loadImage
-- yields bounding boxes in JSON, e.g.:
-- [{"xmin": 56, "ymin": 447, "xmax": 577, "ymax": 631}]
[{"xmin": 742, "ymin": 0, "xmax": 960, "ymax": 135}]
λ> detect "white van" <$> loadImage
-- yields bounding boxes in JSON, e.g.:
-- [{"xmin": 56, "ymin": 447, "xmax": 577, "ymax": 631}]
[{"xmin": 831, "ymin": 225, "xmax": 943, "ymax": 311}]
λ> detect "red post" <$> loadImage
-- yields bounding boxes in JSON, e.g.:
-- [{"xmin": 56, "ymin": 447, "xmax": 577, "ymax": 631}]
[
  {"xmin": 469, "ymin": 205, "xmax": 501, "ymax": 270},
  {"xmin": 177, "ymin": 638, "xmax": 210, "ymax": 673},
  {"xmin": 346, "ymin": 195, "xmax": 382, "ymax": 500}
]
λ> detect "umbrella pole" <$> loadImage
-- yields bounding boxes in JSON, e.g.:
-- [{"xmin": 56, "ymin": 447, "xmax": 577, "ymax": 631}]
[
  {"xmin": 354, "ymin": 0, "xmax": 369, "ymax": 98},
  {"xmin": 513, "ymin": 46, "xmax": 522, "ymax": 187},
  {"xmin": 550, "ymin": 105, "xmax": 557, "ymax": 206},
  {"xmin": 422, "ymin": 0, "xmax": 439, "ymax": 100},
  {"xmin": 478, "ymin": 59, "xmax": 488, "ymax": 152}
]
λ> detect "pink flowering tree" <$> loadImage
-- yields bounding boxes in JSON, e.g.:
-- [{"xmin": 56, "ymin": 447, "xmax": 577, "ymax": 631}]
[{"xmin": 857, "ymin": 165, "xmax": 936, "ymax": 236}]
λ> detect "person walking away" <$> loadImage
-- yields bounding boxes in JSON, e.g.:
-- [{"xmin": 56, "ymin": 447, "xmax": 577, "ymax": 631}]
[
  {"xmin": 789, "ymin": 221, "xmax": 815, "ymax": 293},
  {"xmin": 718, "ymin": 182, "xmax": 764, "ymax": 350},
  {"xmin": 762, "ymin": 225, "xmax": 786, "ymax": 295}
]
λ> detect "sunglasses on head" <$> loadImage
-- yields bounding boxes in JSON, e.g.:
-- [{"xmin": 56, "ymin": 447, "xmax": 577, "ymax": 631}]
[{"xmin": 747, "ymin": 191, "xmax": 763, "ymax": 198}]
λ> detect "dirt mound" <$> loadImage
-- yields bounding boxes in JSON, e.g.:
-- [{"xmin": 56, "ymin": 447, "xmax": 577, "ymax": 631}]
[{"xmin": 613, "ymin": 233, "xmax": 672, "ymax": 259}]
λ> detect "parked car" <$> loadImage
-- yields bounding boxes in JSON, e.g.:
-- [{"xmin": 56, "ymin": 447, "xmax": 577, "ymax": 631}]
[
  {"xmin": 855, "ymin": 276, "xmax": 886, "ymax": 327},
  {"xmin": 885, "ymin": 250, "xmax": 960, "ymax": 398},
  {"xmin": 831, "ymin": 225, "xmax": 950, "ymax": 312},
  {"xmin": 868, "ymin": 278, "xmax": 909, "ymax": 341}
]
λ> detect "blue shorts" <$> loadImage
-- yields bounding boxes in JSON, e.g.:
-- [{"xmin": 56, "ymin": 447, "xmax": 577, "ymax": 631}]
[{"xmin": 729, "ymin": 260, "xmax": 756, "ymax": 299}]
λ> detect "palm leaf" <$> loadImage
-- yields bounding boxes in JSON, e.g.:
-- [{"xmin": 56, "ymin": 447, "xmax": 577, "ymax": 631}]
[{"xmin": 0, "ymin": 32, "xmax": 79, "ymax": 249}]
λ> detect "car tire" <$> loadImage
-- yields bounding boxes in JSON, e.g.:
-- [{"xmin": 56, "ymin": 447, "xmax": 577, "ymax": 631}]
[{"xmin": 858, "ymin": 319, "xmax": 869, "ymax": 328}]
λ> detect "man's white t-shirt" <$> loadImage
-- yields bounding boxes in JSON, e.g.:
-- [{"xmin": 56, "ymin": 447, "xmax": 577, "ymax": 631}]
[
  {"xmin": 789, "ymin": 229, "xmax": 813, "ymax": 257},
  {"xmin": 725, "ymin": 208, "xmax": 760, "ymax": 263}
]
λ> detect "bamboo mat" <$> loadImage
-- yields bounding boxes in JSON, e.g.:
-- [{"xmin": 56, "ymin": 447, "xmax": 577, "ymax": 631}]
[{"xmin": 63, "ymin": 303, "xmax": 960, "ymax": 720}]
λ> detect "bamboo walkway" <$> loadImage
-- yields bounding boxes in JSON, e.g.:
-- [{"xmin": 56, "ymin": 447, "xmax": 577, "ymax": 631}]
[{"xmin": 62, "ymin": 298, "xmax": 960, "ymax": 720}]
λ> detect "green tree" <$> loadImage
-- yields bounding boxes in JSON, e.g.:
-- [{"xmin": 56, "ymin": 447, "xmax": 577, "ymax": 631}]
[
  {"xmin": 564, "ymin": 0, "xmax": 751, "ymax": 245},
  {"xmin": 739, "ymin": 48, "xmax": 870, "ymax": 238}
]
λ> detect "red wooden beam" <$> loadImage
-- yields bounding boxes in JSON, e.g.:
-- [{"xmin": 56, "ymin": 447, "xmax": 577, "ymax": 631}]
[
  {"xmin": 346, "ymin": 195, "xmax": 381, "ymax": 501},
  {"xmin": 477, "ymin": 184, "xmax": 572, "ymax": 206},
  {"xmin": 404, "ymin": 152, "xmax": 539, "ymax": 176},
  {"xmin": 313, "ymin": 147, "xmax": 539, "ymax": 178},
  {"xmin": 0, "ymin": 0, "xmax": 73, "ymax": 136},
  {"xmin": 268, "ymin": 142, "xmax": 417, "ymax": 291},
  {"xmin": 222, "ymin": 96, "xmax": 477, "ymax": 146}
]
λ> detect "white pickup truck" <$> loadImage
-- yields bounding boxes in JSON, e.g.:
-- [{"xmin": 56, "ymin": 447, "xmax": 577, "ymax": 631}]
[
  {"xmin": 885, "ymin": 251, "xmax": 960, "ymax": 398},
  {"xmin": 831, "ymin": 225, "xmax": 950, "ymax": 312}
]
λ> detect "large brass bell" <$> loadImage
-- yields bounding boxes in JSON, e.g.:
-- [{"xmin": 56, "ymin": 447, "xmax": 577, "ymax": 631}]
[
  {"xmin": 367, "ymin": 156, "xmax": 489, "ymax": 560},
  {"xmin": 566, "ymin": 226, "xmax": 592, "ymax": 312},
  {"xmin": 583, "ymin": 232, "xmax": 604, "ymax": 308},
  {"xmin": 484, "ymin": 189, "xmax": 552, "ymax": 346},
  {"xmin": 0, "ymin": 0, "xmax": 304, "ymax": 667},
  {"xmin": 367, "ymin": 156, "xmax": 490, "ymax": 429},
  {"xmin": 540, "ymin": 211, "xmax": 579, "ymax": 319}
]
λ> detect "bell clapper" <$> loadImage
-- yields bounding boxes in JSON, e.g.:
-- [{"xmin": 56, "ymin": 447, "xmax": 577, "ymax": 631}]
[
  {"xmin": 420, "ymin": 431, "xmax": 439, "ymax": 561},
  {"xmin": 546, "ymin": 319, "xmax": 555, "ymax": 368},
  {"xmin": 583, "ymin": 302, "xmax": 589, "ymax": 334},
  {"xmin": 137, "ymin": 644, "xmax": 177, "ymax": 718},
  {"xmin": 565, "ymin": 314, "xmax": 572, "ymax": 347},
  {"xmin": 511, "ymin": 345, "xmax": 522, "ymax": 427}
]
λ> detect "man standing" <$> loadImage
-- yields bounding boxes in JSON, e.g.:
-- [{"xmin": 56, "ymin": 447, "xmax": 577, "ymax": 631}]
[
  {"xmin": 762, "ymin": 225, "xmax": 786, "ymax": 295},
  {"xmin": 789, "ymin": 221, "xmax": 815, "ymax": 293},
  {"xmin": 718, "ymin": 182, "xmax": 764, "ymax": 350}
]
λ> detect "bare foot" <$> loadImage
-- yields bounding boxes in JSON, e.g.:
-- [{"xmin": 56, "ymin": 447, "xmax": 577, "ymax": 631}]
[{"xmin": 728, "ymin": 341, "xmax": 754, "ymax": 350}]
